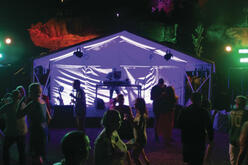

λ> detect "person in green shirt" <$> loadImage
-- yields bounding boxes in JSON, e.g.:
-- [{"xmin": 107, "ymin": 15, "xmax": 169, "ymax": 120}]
[
  {"xmin": 236, "ymin": 121, "xmax": 248, "ymax": 165},
  {"xmin": 229, "ymin": 95, "xmax": 248, "ymax": 165},
  {"xmin": 94, "ymin": 110, "xmax": 130, "ymax": 165}
]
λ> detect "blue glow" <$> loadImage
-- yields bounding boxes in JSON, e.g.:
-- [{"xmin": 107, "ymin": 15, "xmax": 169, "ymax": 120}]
[{"xmin": 34, "ymin": 31, "xmax": 213, "ymax": 108}]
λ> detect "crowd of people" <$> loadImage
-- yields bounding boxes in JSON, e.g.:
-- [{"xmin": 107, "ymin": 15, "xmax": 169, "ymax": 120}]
[
  {"xmin": 0, "ymin": 83, "xmax": 51, "ymax": 165},
  {"xmin": 0, "ymin": 78, "xmax": 247, "ymax": 165}
]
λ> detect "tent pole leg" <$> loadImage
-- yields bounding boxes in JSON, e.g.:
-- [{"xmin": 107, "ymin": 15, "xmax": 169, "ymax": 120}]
[{"xmin": 208, "ymin": 68, "xmax": 212, "ymax": 101}]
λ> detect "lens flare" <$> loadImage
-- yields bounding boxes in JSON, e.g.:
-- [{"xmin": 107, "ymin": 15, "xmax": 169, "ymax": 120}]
[
  {"xmin": 5, "ymin": 38, "xmax": 12, "ymax": 45},
  {"xmin": 225, "ymin": 46, "xmax": 232, "ymax": 52}
]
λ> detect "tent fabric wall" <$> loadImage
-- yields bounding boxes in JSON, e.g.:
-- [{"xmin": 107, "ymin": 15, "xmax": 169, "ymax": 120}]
[
  {"xmin": 49, "ymin": 64, "xmax": 184, "ymax": 107},
  {"xmin": 33, "ymin": 30, "xmax": 213, "ymax": 108}
]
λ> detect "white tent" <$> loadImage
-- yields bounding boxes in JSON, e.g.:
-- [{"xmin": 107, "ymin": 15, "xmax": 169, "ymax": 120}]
[{"xmin": 33, "ymin": 30, "xmax": 214, "ymax": 108}]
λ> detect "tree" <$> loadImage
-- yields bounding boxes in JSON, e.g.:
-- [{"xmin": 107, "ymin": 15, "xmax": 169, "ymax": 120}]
[{"xmin": 192, "ymin": 24, "xmax": 204, "ymax": 57}]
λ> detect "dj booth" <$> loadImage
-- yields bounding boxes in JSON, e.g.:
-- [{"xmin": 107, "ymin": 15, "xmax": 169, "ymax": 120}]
[{"xmin": 95, "ymin": 80, "xmax": 142, "ymax": 98}]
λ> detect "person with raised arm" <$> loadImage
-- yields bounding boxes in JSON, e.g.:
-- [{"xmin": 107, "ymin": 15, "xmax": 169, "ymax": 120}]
[
  {"xmin": 17, "ymin": 83, "xmax": 51, "ymax": 165},
  {"xmin": 0, "ymin": 90, "xmax": 26, "ymax": 165}
]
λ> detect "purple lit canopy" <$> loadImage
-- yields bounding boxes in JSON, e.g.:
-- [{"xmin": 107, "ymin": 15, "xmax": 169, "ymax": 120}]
[{"xmin": 33, "ymin": 31, "xmax": 214, "ymax": 108}]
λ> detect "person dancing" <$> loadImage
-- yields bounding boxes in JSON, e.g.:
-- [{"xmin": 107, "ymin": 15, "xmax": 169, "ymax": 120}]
[
  {"xmin": 17, "ymin": 83, "xmax": 51, "ymax": 165},
  {"xmin": 127, "ymin": 98, "xmax": 150, "ymax": 165},
  {"xmin": 114, "ymin": 94, "xmax": 134, "ymax": 140},
  {"xmin": 94, "ymin": 110, "xmax": 130, "ymax": 165},
  {"xmin": 0, "ymin": 90, "xmax": 27, "ymax": 165},
  {"xmin": 70, "ymin": 80, "xmax": 86, "ymax": 131}
]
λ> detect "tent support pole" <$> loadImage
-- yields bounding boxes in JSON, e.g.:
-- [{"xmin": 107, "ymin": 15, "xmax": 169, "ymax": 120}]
[
  {"xmin": 208, "ymin": 68, "xmax": 212, "ymax": 101},
  {"xmin": 33, "ymin": 72, "xmax": 40, "ymax": 84},
  {"xmin": 33, "ymin": 70, "xmax": 35, "ymax": 82},
  {"xmin": 43, "ymin": 73, "xmax": 50, "ymax": 96},
  {"xmin": 196, "ymin": 74, "xmax": 210, "ymax": 92},
  {"xmin": 184, "ymin": 71, "xmax": 195, "ymax": 92}
]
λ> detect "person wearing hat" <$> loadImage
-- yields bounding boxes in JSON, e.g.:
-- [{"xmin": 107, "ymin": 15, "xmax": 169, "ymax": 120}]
[
  {"xmin": 229, "ymin": 95, "xmax": 248, "ymax": 165},
  {"xmin": 53, "ymin": 130, "xmax": 91, "ymax": 165}
]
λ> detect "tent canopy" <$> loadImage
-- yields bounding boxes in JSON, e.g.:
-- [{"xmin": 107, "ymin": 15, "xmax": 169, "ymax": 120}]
[{"xmin": 33, "ymin": 31, "xmax": 214, "ymax": 107}]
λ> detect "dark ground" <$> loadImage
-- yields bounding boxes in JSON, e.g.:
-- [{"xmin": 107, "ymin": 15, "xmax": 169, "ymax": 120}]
[{"xmin": 0, "ymin": 127, "xmax": 231, "ymax": 165}]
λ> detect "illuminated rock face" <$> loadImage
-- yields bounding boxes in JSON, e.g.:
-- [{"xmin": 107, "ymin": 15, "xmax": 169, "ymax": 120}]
[{"xmin": 28, "ymin": 18, "xmax": 98, "ymax": 51}]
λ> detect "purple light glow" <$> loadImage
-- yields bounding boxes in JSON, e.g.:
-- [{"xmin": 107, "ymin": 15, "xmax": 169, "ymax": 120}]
[{"xmin": 34, "ymin": 31, "xmax": 213, "ymax": 108}]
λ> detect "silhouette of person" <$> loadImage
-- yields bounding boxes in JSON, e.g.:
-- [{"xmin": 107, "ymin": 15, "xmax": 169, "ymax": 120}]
[
  {"xmin": 157, "ymin": 86, "xmax": 177, "ymax": 145},
  {"xmin": 94, "ymin": 110, "xmax": 130, "ymax": 165},
  {"xmin": 178, "ymin": 92, "xmax": 214, "ymax": 165},
  {"xmin": 106, "ymin": 68, "xmax": 121, "ymax": 99},
  {"xmin": 70, "ymin": 80, "xmax": 86, "ymax": 131},
  {"xmin": 0, "ymin": 90, "xmax": 26, "ymax": 165},
  {"xmin": 114, "ymin": 94, "xmax": 134, "ymax": 140},
  {"xmin": 127, "ymin": 98, "xmax": 150, "ymax": 165},
  {"xmin": 53, "ymin": 130, "xmax": 91, "ymax": 165},
  {"xmin": 229, "ymin": 95, "xmax": 248, "ymax": 165},
  {"xmin": 150, "ymin": 78, "xmax": 166, "ymax": 142},
  {"xmin": 236, "ymin": 121, "xmax": 248, "ymax": 165},
  {"xmin": 17, "ymin": 83, "xmax": 52, "ymax": 165}
]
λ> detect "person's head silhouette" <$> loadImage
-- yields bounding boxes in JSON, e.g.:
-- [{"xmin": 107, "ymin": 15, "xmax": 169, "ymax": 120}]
[
  {"xmin": 73, "ymin": 80, "xmax": 81, "ymax": 90},
  {"xmin": 60, "ymin": 131, "xmax": 90, "ymax": 165}
]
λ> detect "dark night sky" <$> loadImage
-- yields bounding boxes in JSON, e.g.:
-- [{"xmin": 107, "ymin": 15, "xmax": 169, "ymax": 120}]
[
  {"xmin": 0, "ymin": 0, "xmax": 247, "ymax": 101},
  {"xmin": 0, "ymin": 0, "xmax": 248, "ymax": 64}
]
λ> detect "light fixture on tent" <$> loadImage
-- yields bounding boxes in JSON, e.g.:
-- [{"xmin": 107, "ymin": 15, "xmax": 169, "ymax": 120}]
[
  {"xmin": 73, "ymin": 48, "xmax": 84, "ymax": 58},
  {"xmin": 164, "ymin": 50, "xmax": 173, "ymax": 61}
]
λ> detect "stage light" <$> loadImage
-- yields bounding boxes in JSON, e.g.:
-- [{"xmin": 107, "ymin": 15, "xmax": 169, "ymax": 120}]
[
  {"xmin": 164, "ymin": 50, "xmax": 173, "ymax": 61},
  {"xmin": 240, "ymin": 58, "xmax": 248, "ymax": 63},
  {"xmin": 238, "ymin": 49, "xmax": 248, "ymax": 54},
  {"xmin": 225, "ymin": 46, "xmax": 232, "ymax": 52},
  {"xmin": 5, "ymin": 38, "xmax": 12, "ymax": 45},
  {"xmin": 73, "ymin": 48, "xmax": 83, "ymax": 58},
  {"xmin": 0, "ymin": 53, "xmax": 3, "ymax": 58}
]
